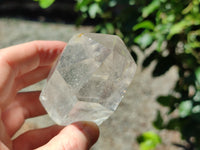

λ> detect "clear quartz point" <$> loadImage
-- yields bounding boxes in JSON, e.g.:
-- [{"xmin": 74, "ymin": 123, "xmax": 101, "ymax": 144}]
[{"xmin": 40, "ymin": 33, "xmax": 137, "ymax": 125}]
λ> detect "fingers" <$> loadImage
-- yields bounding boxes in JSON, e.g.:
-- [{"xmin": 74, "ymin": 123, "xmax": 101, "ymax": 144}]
[
  {"xmin": 0, "ymin": 41, "xmax": 66, "ymax": 108},
  {"xmin": 0, "ymin": 112, "xmax": 12, "ymax": 149},
  {"xmin": 0, "ymin": 141, "xmax": 10, "ymax": 150},
  {"xmin": 0, "ymin": 40, "xmax": 66, "ymax": 77},
  {"xmin": 13, "ymin": 125, "xmax": 64, "ymax": 150},
  {"xmin": 2, "ymin": 92, "xmax": 46, "ymax": 137},
  {"xmin": 15, "ymin": 66, "xmax": 51, "ymax": 90},
  {"xmin": 0, "ymin": 59, "xmax": 16, "ymax": 107},
  {"xmin": 1, "ymin": 65, "xmax": 52, "ymax": 108},
  {"xmin": 36, "ymin": 122, "xmax": 99, "ymax": 150}
]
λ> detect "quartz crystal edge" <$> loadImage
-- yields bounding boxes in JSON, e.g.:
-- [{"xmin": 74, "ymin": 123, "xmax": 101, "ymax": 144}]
[{"xmin": 82, "ymin": 33, "xmax": 117, "ymax": 53}]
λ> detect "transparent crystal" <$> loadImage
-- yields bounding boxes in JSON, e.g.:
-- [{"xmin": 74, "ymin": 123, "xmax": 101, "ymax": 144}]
[{"xmin": 40, "ymin": 33, "xmax": 136, "ymax": 125}]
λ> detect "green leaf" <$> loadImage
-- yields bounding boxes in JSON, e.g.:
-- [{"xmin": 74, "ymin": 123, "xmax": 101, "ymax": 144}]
[
  {"xmin": 140, "ymin": 140, "xmax": 156, "ymax": 150},
  {"xmin": 80, "ymin": 5, "xmax": 88, "ymax": 12},
  {"xmin": 38, "ymin": 0, "xmax": 55, "ymax": 9},
  {"xmin": 194, "ymin": 91, "xmax": 200, "ymax": 102},
  {"xmin": 182, "ymin": 2, "xmax": 193, "ymax": 14},
  {"xmin": 138, "ymin": 131, "xmax": 162, "ymax": 150},
  {"xmin": 105, "ymin": 23, "xmax": 115, "ymax": 34},
  {"xmin": 195, "ymin": 67, "xmax": 200, "ymax": 84},
  {"xmin": 133, "ymin": 21, "xmax": 155, "ymax": 31},
  {"xmin": 108, "ymin": 0, "xmax": 117, "ymax": 7},
  {"xmin": 192, "ymin": 105, "xmax": 200, "ymax": 114},
  {"xmin": 88, "ymin": 3, "xmax": 102, "ymax": 19},
  {"xmin": 134, "ymin": 32, "xmax": 154, "ymax": 49},
  {"xmin": 156, "ymin": 38, "xmax": 164, "ymax": 52},
  {"xmin": 142, "ymin": 0, "xmax": 160, "ymax": 18},
  {"xmin": 168, "ymin": 15, "xmax": 200, "ymax": 39},
  {"xmin": 75, "ymin": 0, "xmax": 89, "ymax": 12},
  {"xmin": 179, "ymin": 100, "xmax": 193, "ymax": 118},
  {"xmin": 167, "ymin": 20, "xmax": 187, "ymax": 39},
  {"xmin": 129, "ymin": 0, "xmax": 135, "ymax": 5}
]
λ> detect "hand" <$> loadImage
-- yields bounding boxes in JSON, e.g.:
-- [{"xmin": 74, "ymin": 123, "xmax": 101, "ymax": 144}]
[{"xmin": 0, "ymin": 41, "xmax": 99, "ymax": 150}]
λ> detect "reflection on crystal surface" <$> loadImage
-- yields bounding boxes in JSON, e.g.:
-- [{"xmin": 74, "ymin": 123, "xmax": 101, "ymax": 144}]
[{"xmin": 40, "ymin": 33, "xmax": 136, "ymax": 125}]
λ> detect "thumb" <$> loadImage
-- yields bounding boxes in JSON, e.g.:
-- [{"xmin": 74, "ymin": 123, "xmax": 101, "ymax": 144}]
[{"xmin": 36, "ymin": 121, "xmax": 99, "ymax": 150}]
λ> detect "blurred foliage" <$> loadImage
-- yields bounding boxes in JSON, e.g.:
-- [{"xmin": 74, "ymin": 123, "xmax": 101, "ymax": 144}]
[
  {"xmin": 74, "ymin": 1, "xmax": 200, "ymax": 149},
  {"xmin": 137, "ymin": 131, "xmax": 161, "ymax": 150},
  {"xmin": 36, "ymin": 0, "xmax": 200, "ymax": 149},
  {"xmin": 34, "ymin": 0, "xmax": 55, "ymax": 8}
]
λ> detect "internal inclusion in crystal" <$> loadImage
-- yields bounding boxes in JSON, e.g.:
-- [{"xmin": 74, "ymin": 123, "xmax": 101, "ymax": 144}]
[{"xmin": 40, "ymin": 33, "xmax": 136, "ymax": 125}]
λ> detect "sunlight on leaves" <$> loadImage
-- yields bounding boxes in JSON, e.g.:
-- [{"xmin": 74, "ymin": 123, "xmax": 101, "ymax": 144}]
[
  {"xmin": 137, "ymin": 131, "xmax": 162, "ymax": 150},
  {"xmin": 88, "ymin": 3, "xmax": 102, "ymax": 18},
  {"xmin": 36, "ymin": 0, "xmax": 55, "ymax": 9},
  {"xmin": 133, "ymin": 21, "xmax": 154, "ymax": 31},
  {"xmin": 179, "ymin": 100, "xmax": 193, "ymax": 118},
  {"xmin": 142, "ymin": 0, "xmax": 160, "ymax": 18}
]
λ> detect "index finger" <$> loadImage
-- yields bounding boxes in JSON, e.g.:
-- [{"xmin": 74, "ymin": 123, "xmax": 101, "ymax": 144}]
[{"xmin": 0, "ymin": 40, "xmax": 66, "ymax": 77}]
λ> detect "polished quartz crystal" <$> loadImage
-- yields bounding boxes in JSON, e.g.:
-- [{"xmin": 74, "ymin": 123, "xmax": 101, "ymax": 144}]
[{"xmin": 40, "ymin": 33, "xmax": 136, "ymax": 125}]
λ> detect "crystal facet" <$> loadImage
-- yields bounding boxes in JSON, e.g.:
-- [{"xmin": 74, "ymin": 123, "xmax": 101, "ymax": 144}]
[{"xmin": 40, "ymin": 33, "xmax": 136, "ymax": 125}]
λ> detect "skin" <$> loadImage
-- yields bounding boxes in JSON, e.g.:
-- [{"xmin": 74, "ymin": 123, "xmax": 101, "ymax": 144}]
[{"xmin": 0, "ymin": 41, "xmax": 99, "ymax": 150}]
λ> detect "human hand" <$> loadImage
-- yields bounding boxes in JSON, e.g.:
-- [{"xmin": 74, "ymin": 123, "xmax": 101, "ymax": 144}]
[{"xmin": 0, "ymin": 41, "xmax": 99, "ymax": 150}]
